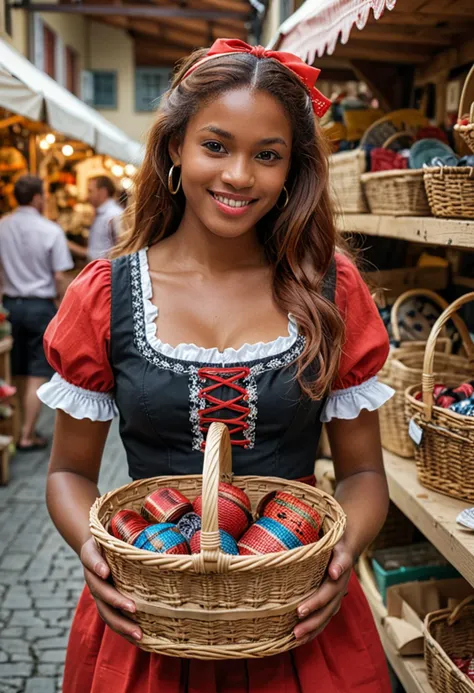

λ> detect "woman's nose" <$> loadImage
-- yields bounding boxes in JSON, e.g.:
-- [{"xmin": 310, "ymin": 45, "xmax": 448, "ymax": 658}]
[{"xmin": 221, "ymin": 157, "xmax": 255, "ymax": 189}]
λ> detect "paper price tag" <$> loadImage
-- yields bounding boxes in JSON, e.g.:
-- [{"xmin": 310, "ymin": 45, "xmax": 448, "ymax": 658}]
[{"xmin": 408, "ymin": 417, "xmax": 423, "ymax": 446}]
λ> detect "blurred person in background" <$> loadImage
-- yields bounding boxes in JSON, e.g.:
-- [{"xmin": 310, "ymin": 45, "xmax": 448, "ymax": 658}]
[
  {"xmin": 0, "ymin": 174, "xmax": 73, "ymax": 451},
  {"xmin": 68, "ymin": 175, "xmax": 123, "ymax": 261}
]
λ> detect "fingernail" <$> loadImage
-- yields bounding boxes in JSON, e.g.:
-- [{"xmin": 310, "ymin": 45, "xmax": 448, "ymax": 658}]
[
  {"xmin": 293, "ymin": 628, "xmax": 304, "ymax": 640},
  {"xmin": 124, "ymin": 602, "xmax": 136, "ymax": 614},
  {"xmin": 298, "ymin": 608, "xmax": 309, "ymax": 619},
  {"xmin": 97, "ymin": 565, "xmax": 108, "ymax": 579},
  {"xmin": 132, "ymin": 630, "xmax": 142, "ymax": 641},
  {"xmin": 332, "ymin": 565, "xmax": 342, "ymax": 579}
]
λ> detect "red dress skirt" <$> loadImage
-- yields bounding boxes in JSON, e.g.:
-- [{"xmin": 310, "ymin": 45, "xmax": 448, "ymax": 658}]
[{"xmin": 63, "ymin": 571, "xmax": 390, "ymax": 692}]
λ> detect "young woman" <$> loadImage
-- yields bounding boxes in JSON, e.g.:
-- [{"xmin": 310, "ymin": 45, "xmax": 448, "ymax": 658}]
[{"xmin": 39, "ymin": 39, "xmax": 394, "ymax": 693}]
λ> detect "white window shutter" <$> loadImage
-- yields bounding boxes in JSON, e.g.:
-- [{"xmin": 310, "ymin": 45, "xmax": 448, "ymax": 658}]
[
  {"xmin": 81, "ymin": 70, "xmax": 94, "ymax": 105},
  {"xmin": 32, "ymin": 14, "xmax": 44, "ymax": 71},
  {"xmin": 55, "ymin": 36, "xmax": 65, "ymax": 86}
]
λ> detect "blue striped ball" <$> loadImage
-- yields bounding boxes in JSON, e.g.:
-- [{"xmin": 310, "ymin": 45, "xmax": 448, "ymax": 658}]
[
  {"xmin": 189, "ymin": 529, "xmax": 239, "ymax": 555},
  {"xmin": 133, "ymin": 523, "xmax": 189, "ymax": 555},
  {"xmin": 238, "ymin": 516, "xmax": 304, "ymax": 555}
]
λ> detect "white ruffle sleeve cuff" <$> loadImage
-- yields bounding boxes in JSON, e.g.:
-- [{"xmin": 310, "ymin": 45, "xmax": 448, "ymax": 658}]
[
  {"xmin": 37, "ymin": 373, "xmax": 118, "ymax": 421},
  {"xmin": 320, "ymin": 376, "xmax": 394, "ymax": 423}
]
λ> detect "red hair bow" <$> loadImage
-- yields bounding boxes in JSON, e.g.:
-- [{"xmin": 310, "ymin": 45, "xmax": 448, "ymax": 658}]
[{"xmin": 182, "ymin": 38, "xmax": 332, "ymax": 118}]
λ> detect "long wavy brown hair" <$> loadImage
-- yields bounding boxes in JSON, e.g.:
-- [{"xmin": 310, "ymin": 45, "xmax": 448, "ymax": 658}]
[{"xmin": 115, "ymin": 48, "xmax": 349, "ymax": 400}]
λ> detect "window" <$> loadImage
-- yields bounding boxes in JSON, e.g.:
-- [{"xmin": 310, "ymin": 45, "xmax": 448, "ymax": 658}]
[
  {"xmin": 4, "ymin": 0, "xmax": 12, "ymax": 37},
  {"xmin": 135, "ymin": 67, "xmax": 172, "ymax": 112},
  {"xmin": 280, "ymin": 0, "xmax": 294, "ymax": 22},
  {"xmin": 43, "ymin": 25, "xmax": 56, "ymax": 79},
  {"xmin": 91, "ymin": 71, "xmax": 117, "ymax": 109},
  {"xmin": 66, "ymin": 46, "xmax": 78, "ymax": 95}
]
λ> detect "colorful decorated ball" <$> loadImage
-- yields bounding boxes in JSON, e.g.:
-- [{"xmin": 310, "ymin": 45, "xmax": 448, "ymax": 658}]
[
  {"xmin": 189, "ymin": 529, "xmax": 239, "ymax": 555},
  {"xmin": 238, "ymin": 516, "xmax": 304, "ymax": 556},
  {"xmin": 176, "ymin": 512, "xmax": 202, "ymax": 542},
  {"xmin": 110, "ymin": 510, "xmax": 149, "ymax": 544},
  {"xmin": 142, "ymin": 488, "xmax": 192, "ymax": 524},
  {"xmin": 193, "ymin": 483, "xmax": 252, "ymax": 540},
  {"xmin": 133, "ymin": 523, "xmax": 190, "ymax": 555},
  {"xmin": 260, "ymin": 492, "xmax": 321, "ymax": 545}
]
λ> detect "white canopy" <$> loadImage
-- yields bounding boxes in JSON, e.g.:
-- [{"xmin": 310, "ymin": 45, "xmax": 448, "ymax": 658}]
[
  {"xmin": 0, "ymin": 39, "xmax": 143, "ymax": 164},
  {"xmin": 269, "ymin": 0, "xmax": 397, "ymax": 63}
]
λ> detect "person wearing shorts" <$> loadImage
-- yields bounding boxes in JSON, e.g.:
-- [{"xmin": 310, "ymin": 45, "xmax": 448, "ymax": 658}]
[{"xmin": 0, "ymin": 175, "xmax": 73, "ymax": 450}]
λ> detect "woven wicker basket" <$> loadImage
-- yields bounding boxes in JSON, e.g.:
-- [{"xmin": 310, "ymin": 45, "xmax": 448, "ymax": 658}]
[
  {"xmin": 361, "ymin": 168, "xmax": 431, "ymax": 216},
  {"xmin": 328, "ymin": 149, "xmax": 368, "ymax": 213},
  {"xmin": 405, "ymin": 293, "xmax": 474, "ymax": 503},
  {"xmin": 90, "ymin": 423, "xmax": 346, "ymax": 659},
  {"xmin": 424, "ymin": 166, "xmax": 474, "ymax": 219},
  {"xmin": 378, "ymin": 288, "xmax": 471, "ymax": 458},
  {"xmin": 453, "ymin": 65, "xmax": 474, "ymax": 154},
  {"xmin": 424, "ymin": 595, "xmax": 474, "ymax": 693}
]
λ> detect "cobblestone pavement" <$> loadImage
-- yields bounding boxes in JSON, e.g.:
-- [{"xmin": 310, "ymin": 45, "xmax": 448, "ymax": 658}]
[{"xmin": 0, "ymin": 407, "xmax": 129, "ymax": 693}]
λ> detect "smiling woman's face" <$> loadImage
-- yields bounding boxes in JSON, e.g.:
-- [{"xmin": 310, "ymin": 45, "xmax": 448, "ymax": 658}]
[{"xmin": 170, "ymin": 88, "xmax": 292, "ymax": 239}]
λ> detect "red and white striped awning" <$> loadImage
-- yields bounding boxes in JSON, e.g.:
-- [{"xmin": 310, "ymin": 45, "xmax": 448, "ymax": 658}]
[{"xmin": 269, "ymin": 0, "xmax": 397, "ymax": 63}]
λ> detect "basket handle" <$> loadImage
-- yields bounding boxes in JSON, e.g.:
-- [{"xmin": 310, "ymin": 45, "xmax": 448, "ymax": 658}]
[
  {"xmin": 390, "ymin": 288, "xmax": 469, "ymax": 345},
  {"xmin": 422, "ymin": 292, "xmax": 474, "ymax": 421},
  {"xmin": 382, "ymin": 130, "xmax": 414, "ymax": 149},
  {"xmin": 196, "ymin": 422, "xmax": 232, "ymax": 572},
  {"xmin": 447, "ymin": 594, "xmax": 474, "ymax": 626},
  {"xmin": 457, "ymin": 65, "xmax": 474, "ymax": 119}
]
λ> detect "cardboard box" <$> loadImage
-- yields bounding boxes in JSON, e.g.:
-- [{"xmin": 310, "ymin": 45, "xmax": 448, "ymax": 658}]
[{"xmin": 385, "ymin": 578, "xmax": 473, "ymax": 655}]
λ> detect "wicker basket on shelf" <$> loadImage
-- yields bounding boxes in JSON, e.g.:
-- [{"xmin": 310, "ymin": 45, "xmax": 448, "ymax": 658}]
[
  {"xmin": 90, "ymin": 422, "xmax": 346, "ymax": 660},
  {"xmin": 405, "ymin": 293, "xmax": 474, "ymax": 503},
  {"xmin": 377, "ymin": 288, "xmax": 473, "ymax": 458},
  {"xmin": 361, "ymin": 168, "xmax": 430, "ymax": 216},
  {"xmin": 328, "ymin": 149, "xmax": 368, "ymax": 213},
  {"xmin": 424, "ymin": 595, "xmax": 474, "ymax": 693},
  {"xmin": 453, "ymin": 65, "xmax": 474, "ymax": 154},
  {"xmin": 424, "ymin": 166, "xmax": 474, "ymax": 219}
]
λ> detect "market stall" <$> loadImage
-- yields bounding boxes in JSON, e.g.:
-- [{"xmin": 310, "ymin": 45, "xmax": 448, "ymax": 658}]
[{"xmin": 273, "ymin": 3, "xmax": 474, "ymax": 692}]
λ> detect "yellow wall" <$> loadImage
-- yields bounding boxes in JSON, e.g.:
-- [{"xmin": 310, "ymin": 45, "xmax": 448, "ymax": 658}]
[
  {"xmin": 0, "ymin": 3, "xmax": 28, "ymax": 56},
  {"xmin": 88, "ymin": 20, "xmax": 153, "ymax": 145},
  {"xmin": 40, "ymin": 12, "xmax": 88, "ymax": 75}
]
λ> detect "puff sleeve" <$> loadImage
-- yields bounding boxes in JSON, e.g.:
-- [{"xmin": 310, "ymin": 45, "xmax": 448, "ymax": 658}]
[
  {"xmin": 37, "ymin": 260, "xmax": 118, "ymax": 421},
  {"xmin": 320, "ymin": 254, "xmax": 394, "ymax": 423}
]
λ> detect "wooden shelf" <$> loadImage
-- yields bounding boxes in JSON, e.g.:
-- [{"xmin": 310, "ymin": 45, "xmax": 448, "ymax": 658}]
[
  {"xmin": 337, "ymin": 213, "xmax": 474, "ymax": 249},
  {"xmin": 360, "ymin": 572, "xmax": 434, "ymax": 693},
  {"xmin": 383, "ymin": 450, "xmax": 474, "ymax": 589}
]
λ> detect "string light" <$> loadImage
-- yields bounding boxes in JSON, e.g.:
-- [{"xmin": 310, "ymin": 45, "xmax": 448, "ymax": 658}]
[
  {"xmin": 122, "ymin": 177, "xmax": 133, "ymax": 190},
  {"xmin": 46, "ymin": 133, "xmax": 56, "ymax": 144},
  {"xmin": 104, "ymin": 158, "xmax": 113, "ymax": 169},
  {"xmin": 111, "ymin": 164, "xmax": 124, "ymax": 177},
  {"xmin": 124, "ymin": 164, "xmax": 136, "ymax": 176},
  {"xmin": 39, "ymin": 139, "xmax": 50, "ymax": 151},
  {"xmin": 62, "ymin": 144, "xmax": 74, "ymax": 156}
]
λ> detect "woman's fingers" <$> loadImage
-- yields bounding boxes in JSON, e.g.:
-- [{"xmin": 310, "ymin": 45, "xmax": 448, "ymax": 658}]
[
  {"xmin": 294, "ymin": 593, "xmax": 342, "ymax": 640},
  {"xmin": 85, "ymin": 567, "xmax": 136, "ymax": 615},
  {"xmin": 95, "ymin": 597, "xmax": 142, "ymax": 642},
  {"xmin": 297, "ymin": 570, "xmax": 349, "ymax": 619},
  {"xmin": 80, "ymin": 536, "xmax": 110, "ymax": 580}
]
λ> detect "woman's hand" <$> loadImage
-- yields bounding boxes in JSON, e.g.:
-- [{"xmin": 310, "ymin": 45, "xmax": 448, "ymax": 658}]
[
  {"xmin": 293, "ymin": 540, "xmax": 354, "ymax": 643},
  {"xmin": 80, "ymin": 537, "xmax": 142, "ymax": 644}
]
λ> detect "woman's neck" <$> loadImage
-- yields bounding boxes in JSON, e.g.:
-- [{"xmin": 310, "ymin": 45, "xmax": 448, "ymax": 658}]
[{"xmin": 168, "ymin": 207, "xmax": 266, "ymax": 273}]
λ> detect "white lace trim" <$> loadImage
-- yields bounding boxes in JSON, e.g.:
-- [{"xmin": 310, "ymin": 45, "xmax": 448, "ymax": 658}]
[
  {"xmin": 37, "ymin": 373, "xmax": 118, "ymax": 422},
  {"xmin": 137, "ymin": 248, "xmax": 299, "ymax": 364},
  {"xmin": 320, "ymin": 376, "xmax": 394, "ymax": 423}
]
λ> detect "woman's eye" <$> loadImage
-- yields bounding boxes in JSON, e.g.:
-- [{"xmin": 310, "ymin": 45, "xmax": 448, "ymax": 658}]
[
  {"xmin": 257, "ymin": 151, "xmax": 282, "ymax": 162},
  {"xmin": 203, "ymin": 141, "xmax": 225, "ymax": 154}
]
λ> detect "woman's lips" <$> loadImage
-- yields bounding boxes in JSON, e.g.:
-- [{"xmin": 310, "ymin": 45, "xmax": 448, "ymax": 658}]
[{"xmin": 209, "ymin": 191, "xmax": 256, "ymax": 217}]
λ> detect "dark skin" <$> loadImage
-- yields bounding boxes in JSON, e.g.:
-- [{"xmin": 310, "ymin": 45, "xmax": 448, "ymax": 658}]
[{"xmin": 46, "ymin": 88, "xmax": 389, "ymax": 646}]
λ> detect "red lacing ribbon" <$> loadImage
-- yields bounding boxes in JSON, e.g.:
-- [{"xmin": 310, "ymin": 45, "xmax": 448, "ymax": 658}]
[{"xmin": 198, "ymin": 367, "xmax": 251, "ymax": 449}]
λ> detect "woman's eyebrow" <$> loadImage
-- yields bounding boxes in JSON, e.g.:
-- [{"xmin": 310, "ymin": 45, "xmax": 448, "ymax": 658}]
[{"xmin": 199, "ymin": 126, "xmax": 288, "ymax": 148}]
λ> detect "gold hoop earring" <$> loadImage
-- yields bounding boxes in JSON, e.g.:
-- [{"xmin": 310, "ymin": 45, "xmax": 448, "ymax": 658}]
[
  {"xmin": 277, "ymin": 185, "xmax": 289, "ymax": 211},
  {"xmin": 168, "ymin": 164, "xmax": 182, "ymax": 195}
]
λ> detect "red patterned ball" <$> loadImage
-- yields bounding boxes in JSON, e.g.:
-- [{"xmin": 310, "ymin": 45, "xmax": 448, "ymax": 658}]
[
  {"xmin": 133, "ymin": 523, "xmax": 190, "ymax": 555},
  {"xmin": 142, "ymin": 488, "xmax": 192, "ymax": 524},
  {"xmin": 193, "ymin": 483, "xmax": 252, "ymax": 540},
  {"xmin": 238, "ymin": 516, "xmax": 303, "ymax": 556},
  {"xmin": 110, "ymin": 510, "xmax": 149, "ymax": 544},
  {"xmin": 260, "ymin": 492, "xmax": 321, "ymax": 545},
  {"xmin": 189, "ymin": 529, "xmax": 239, "ymax": 555}
]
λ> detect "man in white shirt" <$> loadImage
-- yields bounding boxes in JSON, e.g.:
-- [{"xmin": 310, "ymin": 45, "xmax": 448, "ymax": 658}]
[
  {"xmin": 69, "ymin": 176, "xmax": 123, "ymax": 261},
  {"xmin": 0, "ymin": 175, "xmax": 73, "ymax": 451}
]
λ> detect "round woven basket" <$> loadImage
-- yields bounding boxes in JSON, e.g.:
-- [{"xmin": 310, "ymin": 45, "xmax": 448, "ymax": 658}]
[
  {"xmin": 378, "ymin": 288, "xmax": 470, "ymax": 458},
  {"xmin": 424, "ymin": 167, "xmax": 474, "ymax": 219},
  {"xmin": 90, "ymin": 423, "xmax": 346, "ymax": 659},
  {"xmin": 404, "ymin": 293, "xmax": 474, "ymax": 503},
  {"xmin": 424, "ymin": 595, "xmax": 474, "ymax": 693},
  {"xmin": 361, "ymin": 169, "xmax": 431, "ymax": 216},
  {"xmin": 453, "ymin": 65, "xmax": 474, "ymax": 155}
]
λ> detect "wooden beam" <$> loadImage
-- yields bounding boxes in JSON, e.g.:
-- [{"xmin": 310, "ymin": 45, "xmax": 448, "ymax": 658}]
[
  {"xmin": 349, "ymin": 25, "xmax": 451, "ymax": 47},
  {"xmin": 152, "ymin": 0, "xmax": 250, "ymax": 14},
  {"xmin": 333, "ymin": 41, "xmax": 430, "ymax": 64},
  {"xmin": 374, "ymin": 11, "xmax": 474, "ymax": 27},
  {"xmin": 0, "ymin": 114, "xmax": 25, "ymax": 130},
  {"xmin": 415, "ymin": 36, "xmax": 474, "ymax": 85},
  {"xmin": 136, "ymin": 43, "xmax": 188, "ymax": 65},
  {"xmin": 13, "ymin": 3, "xmax": 249, "ymax": 21}
]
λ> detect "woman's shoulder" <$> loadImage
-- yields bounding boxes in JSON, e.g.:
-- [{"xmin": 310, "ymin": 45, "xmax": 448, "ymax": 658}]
[{"xmin": 68, "ymin": 259, "xmax": 111, "ymax": 294}]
